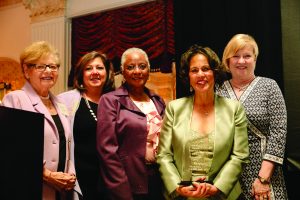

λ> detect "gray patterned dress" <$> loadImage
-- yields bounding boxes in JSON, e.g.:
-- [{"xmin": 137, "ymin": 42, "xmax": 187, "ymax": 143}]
[{"xmin": 216, "ymin": 77, "xmax": 288, "ymax": 200}]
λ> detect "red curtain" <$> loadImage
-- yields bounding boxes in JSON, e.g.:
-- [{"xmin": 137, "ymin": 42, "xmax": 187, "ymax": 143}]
[{"xmin": 69, "ymin": 0, "xmax": 174, "ymax": 86}]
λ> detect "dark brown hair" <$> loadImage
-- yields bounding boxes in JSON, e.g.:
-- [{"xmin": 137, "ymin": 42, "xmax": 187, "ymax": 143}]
[
  {"xmin": 179, "ymin": 44, "xmax": 227, "ymax": 95},
  {"xmin": 73, "ymin": 51, "xmax": 115, "ymax": 93}
]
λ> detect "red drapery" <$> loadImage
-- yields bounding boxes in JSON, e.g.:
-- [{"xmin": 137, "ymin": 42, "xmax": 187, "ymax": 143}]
[{"xmin": 69, "ymin": 0, "xmax": 174, "ymax": 86}]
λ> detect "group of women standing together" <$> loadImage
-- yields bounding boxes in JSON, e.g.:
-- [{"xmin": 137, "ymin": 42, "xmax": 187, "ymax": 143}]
[{"xmin": 1, "ymin": 33, "xmax": 288, "ymax": 200}]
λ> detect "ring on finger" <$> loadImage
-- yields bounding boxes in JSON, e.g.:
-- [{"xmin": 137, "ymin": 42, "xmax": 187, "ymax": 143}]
[{"xmin": 259, "ymin": 195, "xmax": 265, "ymax": 200}]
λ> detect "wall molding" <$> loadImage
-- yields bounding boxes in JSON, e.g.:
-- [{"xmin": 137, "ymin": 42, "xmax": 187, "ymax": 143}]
[{"xmin": 22, "ymin": 0, "xmax": 65, "ymax": 22}]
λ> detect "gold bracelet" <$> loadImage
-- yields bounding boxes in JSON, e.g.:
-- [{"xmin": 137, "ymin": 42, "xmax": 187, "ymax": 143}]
[{"xmin": 258, "ymin": 176, "xmax": 270, "ymax": 184}]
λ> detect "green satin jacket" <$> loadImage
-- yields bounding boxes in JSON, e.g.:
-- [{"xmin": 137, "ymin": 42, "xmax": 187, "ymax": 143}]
[{"xmin": 157, "ymin": 95, "xmax": 249, "ymax": 200}]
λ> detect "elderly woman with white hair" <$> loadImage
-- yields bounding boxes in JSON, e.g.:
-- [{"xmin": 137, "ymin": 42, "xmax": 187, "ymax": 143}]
[{"xmin": 96, "ymin": 47, "xmax": 166, "ymax": 200}]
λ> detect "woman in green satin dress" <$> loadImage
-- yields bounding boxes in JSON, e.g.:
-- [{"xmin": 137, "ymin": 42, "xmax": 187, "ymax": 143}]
[{"xmin": 157, "ymin": 45, "xmax": 249, "ymax": 200}]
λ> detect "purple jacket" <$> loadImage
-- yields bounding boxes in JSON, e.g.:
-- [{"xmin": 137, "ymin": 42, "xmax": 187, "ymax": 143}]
[{"xmin": 96, "ymin": 84, "xmax": 165, "ymax": 200}]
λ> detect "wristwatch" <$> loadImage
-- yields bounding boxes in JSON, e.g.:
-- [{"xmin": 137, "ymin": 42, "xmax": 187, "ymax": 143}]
[{"xmin": 258, "ymin": 175, "xmax": 270, "ymax": 184}]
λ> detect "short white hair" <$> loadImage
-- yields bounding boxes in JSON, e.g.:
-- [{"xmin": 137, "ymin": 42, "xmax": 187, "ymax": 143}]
[{"xmin": 120, "ymin": 47, "xmax": 150, "ymax": 71}]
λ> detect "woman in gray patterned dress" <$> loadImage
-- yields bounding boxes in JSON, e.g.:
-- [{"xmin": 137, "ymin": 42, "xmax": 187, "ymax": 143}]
[{"xmin": 217, "ymin": 34, "xmax": 288, "ymax": 200}]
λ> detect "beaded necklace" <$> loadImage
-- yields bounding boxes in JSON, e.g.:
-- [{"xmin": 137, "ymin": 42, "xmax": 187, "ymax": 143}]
[{"xmin": 83, "ymin": 97, "xmax": 97, "ymax": 121}]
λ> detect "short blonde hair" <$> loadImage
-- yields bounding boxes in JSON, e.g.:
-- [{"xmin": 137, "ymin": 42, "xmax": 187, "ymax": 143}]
[
  {"xmin": 222, "ymin": 34, "xmax": 259, "ymax": 71},
  {"xmin": 20, "ymin": 41, "xmax": 60, "ymax": 69}
]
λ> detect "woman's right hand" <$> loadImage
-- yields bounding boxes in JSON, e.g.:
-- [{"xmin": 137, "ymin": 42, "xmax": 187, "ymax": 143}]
[
  {"xmin": 176, "ymin": 182, "xmax": 217, "ymax": 198},
  {"xmin": 43, "ymin": 168, "xmax": 76, "ymax": 191}
]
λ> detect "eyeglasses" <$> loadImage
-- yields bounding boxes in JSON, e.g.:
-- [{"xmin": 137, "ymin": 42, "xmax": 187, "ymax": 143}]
[{"xmin": 27, "ymin": 64, "xmax": 60, "ymax": 72}]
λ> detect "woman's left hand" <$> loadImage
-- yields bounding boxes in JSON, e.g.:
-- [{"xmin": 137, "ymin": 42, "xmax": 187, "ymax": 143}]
[
  {"xmin": 251, "ymin": 178, "xmax": 271, "ymax": 200},
  {"xmin": 176, "ymin": 182, "xmax": 218, "ymax": 198}
]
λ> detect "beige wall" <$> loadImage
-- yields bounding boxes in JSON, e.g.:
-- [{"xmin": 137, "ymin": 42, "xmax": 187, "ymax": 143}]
[
  {"xmin": 0, "ymin": 0, "xmax": 145, "ymax": 94},
  {"xmin": 0, "ymin": 0, "xmax": 149, "ymax": 61},
  {"xmin": 0, "ymin": 3, "xmax": 31, "ymax": 62}
]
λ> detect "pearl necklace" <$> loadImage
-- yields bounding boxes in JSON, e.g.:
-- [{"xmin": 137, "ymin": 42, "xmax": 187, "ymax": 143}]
[
  {"xmin": 39, "ymin": 94, "xmax": 50, "ymax": 100},
  {"xmin": 83, "ymin": 97, "xmax": 97, "ymax": 121}
]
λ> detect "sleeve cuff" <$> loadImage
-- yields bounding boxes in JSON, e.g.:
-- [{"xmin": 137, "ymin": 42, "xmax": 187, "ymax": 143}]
[{"xmin": 263, "ymin": 154, "xmax": 283, "ymax": 164}]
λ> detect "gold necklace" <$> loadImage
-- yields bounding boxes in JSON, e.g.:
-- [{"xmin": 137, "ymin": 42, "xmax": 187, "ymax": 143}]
[
  {"xmin": 231, "ymin": 77, "xmax": 255, "ymax": 92},
  {"xmin": 202, "ymin": 108, "xmax": 212, "ymax": 116},
  {"xmin": 232, "ymin": 83, "xmax": 250, "ymax": 92},
  {"xmin": 198, "ymin": 104, "xmax": 213, "ymax": 117}
]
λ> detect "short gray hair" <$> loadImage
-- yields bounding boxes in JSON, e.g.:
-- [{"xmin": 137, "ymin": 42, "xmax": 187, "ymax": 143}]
[{"xmin": 120, "ymin": 47, "xmax": 150, "ymax": 71}]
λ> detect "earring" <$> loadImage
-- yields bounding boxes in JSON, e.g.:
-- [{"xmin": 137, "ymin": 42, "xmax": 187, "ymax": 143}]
[
  {"xmin": 122, "ymin": 77, "xmax": 126, "ymax": 84},
  {"xmin": 190, "ymin": 86, "xmax": 194, "ymax": 92}
]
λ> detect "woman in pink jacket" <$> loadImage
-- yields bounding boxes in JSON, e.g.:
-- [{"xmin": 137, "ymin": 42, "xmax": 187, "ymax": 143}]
[{"xmin": 2, "ymin": 41, "xmax": 81, "ymax": 200}]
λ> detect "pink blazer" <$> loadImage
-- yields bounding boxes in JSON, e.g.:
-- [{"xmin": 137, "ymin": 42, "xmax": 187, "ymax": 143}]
[{"xmin": 2, "ymin": 81, "xmax": 81, "ymax": 200}]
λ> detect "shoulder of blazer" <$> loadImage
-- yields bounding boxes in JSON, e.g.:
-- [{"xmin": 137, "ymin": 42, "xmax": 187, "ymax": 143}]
[
  {"xmin": 55, "ymin": 101, "xmax": 69, "ymax": 117},
  {"xmin": 216, "ymin": 94, "xmax": 241, "ymax": 105},
  {"xmin": 215, "ymin": 94, "xmax": 243, "ymax": 112},
  {"xmin": 57, "ymin": 89, "xmax": 81, "ymax": 100},
  {"xmin": 99, "ymin": 88, "xmax": 126, "ymax": 108},
  {"xmin": 168, "ymin": 96, "xmax": 193, "ymax": 107},
  {"xmin": 57, "ymin": 89, "xmax": 81, "ymax": 115},
  {"xmin": 165, "ymin": 96, "xmax": 193, "ymax": 116},
  {"xmin": 2, "ymin": 89, "xmax": 31, "ymax": 107}
]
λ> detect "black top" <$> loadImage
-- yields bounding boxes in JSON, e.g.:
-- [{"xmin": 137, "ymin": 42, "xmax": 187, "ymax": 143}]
[
  {"xmin": 52, "ymin": 114, "xmax": 71, "ymax": 200},
  {"xmin": 73, "ymin": 98, "xmax": 104, "ymax": 200},
  {"xmin": 52, "ymin": 114, "xmax": 66, "ymax": 172}
]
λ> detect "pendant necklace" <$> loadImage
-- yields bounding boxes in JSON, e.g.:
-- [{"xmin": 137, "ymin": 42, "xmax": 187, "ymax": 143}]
[
  {"xmin": 233, "ymin": 84, "xmax": 250, "ymax": 92},
  {"xmin": 199, "ymin": 105, "xmax": 212, "ymax": 117},
  {"xmin": 231, "ymin": 76, "xmax": 256, "ymax": 92},
  {"xmin": 83, "ymin": 97, "xmax": 97, "ymax": 121},
  {"xmin": 202, "ymin": 108, "xmax": 210, "ymax": 116}
]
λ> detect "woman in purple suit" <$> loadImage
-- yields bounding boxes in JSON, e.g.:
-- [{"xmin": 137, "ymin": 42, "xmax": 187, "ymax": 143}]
[{"xmin": 96, "ymin": 47, "xmax": 165, "ymax": 200}]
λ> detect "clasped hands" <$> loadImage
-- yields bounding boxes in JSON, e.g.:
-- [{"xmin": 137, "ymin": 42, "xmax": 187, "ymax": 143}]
[
  {"xmin": 43, "ymin": 167, "xmax": 76, "ymax": 192},
  {"xmin": 251, "ymin": 178, "xmax": 271, "ymax": 200},
  {"xmin": 176, "ymin": 178, "xmax": 218, "ymax": 198}
]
